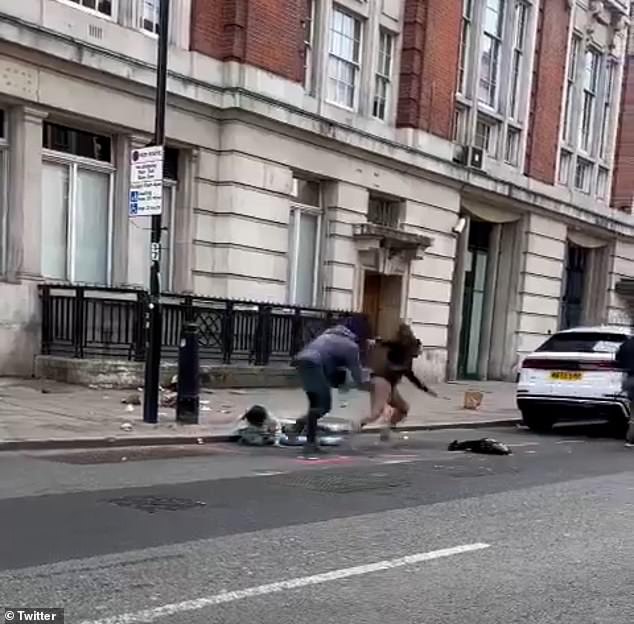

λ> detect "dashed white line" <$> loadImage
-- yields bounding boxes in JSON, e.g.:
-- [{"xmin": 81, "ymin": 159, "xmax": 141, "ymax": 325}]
[{"xmin": 78, "ymin": 542, "xmax": 491, "ymax": 624}]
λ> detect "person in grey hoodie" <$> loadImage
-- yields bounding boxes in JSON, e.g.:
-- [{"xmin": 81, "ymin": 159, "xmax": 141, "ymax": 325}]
[{"xmin": 293, "ymin": 319, "xmax": 364, "ymax": 454}]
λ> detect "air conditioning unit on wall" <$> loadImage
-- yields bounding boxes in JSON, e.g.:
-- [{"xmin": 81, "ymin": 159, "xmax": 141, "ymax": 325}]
[{"xmin": 453, "ymin": 144, "xmax": 485, "ymax": 171}]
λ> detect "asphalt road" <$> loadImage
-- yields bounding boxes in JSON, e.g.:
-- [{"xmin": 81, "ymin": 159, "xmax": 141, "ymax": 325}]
[{"xmin": 1, "ymin": 424, "xmax": 633, "ymax": 624}]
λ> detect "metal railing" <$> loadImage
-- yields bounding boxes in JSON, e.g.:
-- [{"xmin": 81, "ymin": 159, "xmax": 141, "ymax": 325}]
[{"xmin": 39, "ymin": 284, "xmax": 365, "ymax": 365}]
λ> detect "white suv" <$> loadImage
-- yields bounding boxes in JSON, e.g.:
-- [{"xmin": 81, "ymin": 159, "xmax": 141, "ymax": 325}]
[{"xmin": 516, "ymin": 326, "xmax": 631, "ymax": 432}]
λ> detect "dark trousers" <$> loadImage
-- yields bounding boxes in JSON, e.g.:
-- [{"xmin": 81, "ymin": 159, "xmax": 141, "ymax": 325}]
[{"xmin": 296, "ymin": 360, "xmax": 332, "ymax": 446}]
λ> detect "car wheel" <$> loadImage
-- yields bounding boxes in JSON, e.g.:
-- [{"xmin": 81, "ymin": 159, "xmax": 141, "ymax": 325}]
[
  {"xmin": 521, "ymin": 409, "xmax": 554, "ymax": 433},
  {"xmin": 608, "ymin": 417, "xmax": 629, "ymax": 438}
]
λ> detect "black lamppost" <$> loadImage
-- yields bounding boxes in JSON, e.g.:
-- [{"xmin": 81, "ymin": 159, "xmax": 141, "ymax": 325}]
[{"xmin": 143, "ymin": 0, "xmax": 170, "ymax": 424}]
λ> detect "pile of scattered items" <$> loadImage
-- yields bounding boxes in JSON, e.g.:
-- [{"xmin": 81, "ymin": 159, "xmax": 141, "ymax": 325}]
[{"xmin": 237, "ymin": 405, "xmax": 347, "ymax": 447}]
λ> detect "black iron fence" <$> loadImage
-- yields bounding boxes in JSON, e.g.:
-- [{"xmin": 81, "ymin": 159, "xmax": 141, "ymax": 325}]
[{"xmin": 39, "ymin": 285, "xmax": 365, "ymax": 365}]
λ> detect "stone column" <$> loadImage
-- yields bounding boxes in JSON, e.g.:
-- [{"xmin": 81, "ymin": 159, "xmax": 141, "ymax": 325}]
[
  {"xmin": 477, "ymin": 223, "xmax": 502, "ymax": 380},
  {"xmin": 7, "ymin": 106, "xmax": 47, "ymax": 281},
  {"xmin": 172, "ymin": 148, "xmax": 197, "ymax": 293},
  {"xmin": 111, "ymin": 134, "xmax": 133, "ymax": 286},
  {"xmin": 446, "ymin": 215, "xmax": 470, "ymax": 381}
]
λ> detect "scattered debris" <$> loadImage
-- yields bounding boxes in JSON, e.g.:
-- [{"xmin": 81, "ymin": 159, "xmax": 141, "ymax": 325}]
[
  {"xmin": 201, "ymin": 406, "xmax": 212, "ymax": 412},
  {"xmin": 121, "ymin": 393, "xmax": 141, "ymax": 406},
  {"xmin": 197, "ymin": 438, "xmax": 204, "ymax": 445},
  {"xmin": 120, "ymin": 422, "xmax": 133, "ymax": 432},
  {"xmin": 121, "ymin": 456, "xmax": 128, "ymax": 462},
  {"xmin": 89, "ymin": 384, "xmax": 100, "ymax": 390},
  {"xmin": 164, "ymin": 375, "xmax": 179, "ymax": 392},
  {"xmin": 448, "ymin": 438, "xmax": 511, "ymax": 455},
  {"xmin": 229, "ymin": 389, "xmax": 246, "ymax": 395},
  {"xmin": 200, "ymin": 400, "xmax": 210, "ymax": 405},
  {"xmin": 125, "ymin": 404, "xmax": 135, "ymax": 413},
  {"xmin": 41, "ymin": 388, "xmax": 51, "ymax": 394},
  {"xmin": 160, "ymin": 392, "xmax": 177, "ymax": 408},
  {"xmin": 463, "ymin": 390, "xmax": 484, "ymax": 410}
]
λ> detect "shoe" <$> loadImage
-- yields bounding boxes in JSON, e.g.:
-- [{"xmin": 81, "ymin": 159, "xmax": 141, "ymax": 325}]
[
  {"xmin": 302, "ymin": 443, "xmax": 326, "ymax": 458},
  {"xmin": 293, "ymin": 417, "xmax": 307, "ymax": 436},
  {"xmin": 350, "ymin": 420, "xmax": 365, "ymax": 433},
  {"xmin": 625, "ymin": 442, "xmax": 634, "ymax": 448}
]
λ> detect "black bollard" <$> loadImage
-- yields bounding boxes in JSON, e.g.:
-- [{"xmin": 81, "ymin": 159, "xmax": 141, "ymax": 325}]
[{"xmin": 176, "ymin": 321, "xmax": 200, "ymax": 424}]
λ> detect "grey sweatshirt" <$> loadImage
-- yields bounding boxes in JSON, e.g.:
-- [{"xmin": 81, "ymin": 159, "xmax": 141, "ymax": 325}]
[{"xmin": 295, "ymin": 325, "xmax": 363, "ymax": 386}]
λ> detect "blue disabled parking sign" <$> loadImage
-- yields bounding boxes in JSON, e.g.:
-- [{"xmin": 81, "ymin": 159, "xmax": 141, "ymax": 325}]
[{"xmin": 129, "ymin": 146, "xmax": 164, "ymax": 217}]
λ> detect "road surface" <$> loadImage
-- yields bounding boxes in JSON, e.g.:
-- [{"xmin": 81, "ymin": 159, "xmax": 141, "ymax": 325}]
[{"xmin": 1, "ymin": 424, "xmax": 633, "ymax": 623}]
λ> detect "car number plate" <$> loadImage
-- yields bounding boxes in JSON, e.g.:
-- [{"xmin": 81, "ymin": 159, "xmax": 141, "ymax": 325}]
[{"xmin": 550, "ymin": 371, "xmax": 582, "ymax": 381}]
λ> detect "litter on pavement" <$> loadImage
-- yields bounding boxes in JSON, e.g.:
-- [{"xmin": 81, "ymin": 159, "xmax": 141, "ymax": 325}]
[{"xmin": 448, "ymin": 438, "xmax": 511, "ymax": 455}]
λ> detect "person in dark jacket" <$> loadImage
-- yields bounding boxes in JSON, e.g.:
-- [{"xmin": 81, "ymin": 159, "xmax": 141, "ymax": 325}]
[
  {"xmin": 615, "ymin": 334, "xmax": 634, "ymax": 446},
  {"xmin": 360, "ymin": 322, "xmax": 437, "ymax": 440},
  {"xmin": 293, "ymin": 320, "xmax": 364, "ymax": 454}
]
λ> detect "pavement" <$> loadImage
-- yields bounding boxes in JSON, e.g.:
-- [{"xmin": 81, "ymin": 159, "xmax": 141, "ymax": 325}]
[
  {"xmin": 1, "ymin": 423, "xmax": 633, "ymax": 623},
  {"xmin": 0, "ymin": 377, "xmax": 520, "ymax": 450}
]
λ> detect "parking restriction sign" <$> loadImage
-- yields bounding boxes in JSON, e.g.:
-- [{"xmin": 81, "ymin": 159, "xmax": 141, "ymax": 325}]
[{"xmin": 129, "ymin": 146, "xmax": 164, "ymax": 217}]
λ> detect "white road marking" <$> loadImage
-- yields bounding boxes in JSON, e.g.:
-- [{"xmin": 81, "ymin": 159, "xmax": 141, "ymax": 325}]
[
  {"xmin": 507, "ymin": 442, "xmax": 540, "ymax": 448},
  {"xmin": 78, "ymin": 542, "xmax": 490, "ymax": 624}
]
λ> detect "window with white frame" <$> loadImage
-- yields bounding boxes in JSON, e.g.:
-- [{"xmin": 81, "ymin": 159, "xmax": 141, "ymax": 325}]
[
  {"xmin": 303, "ymin": 0, "xmax": 316, "ymax": 91},
  {"xmin": 509, "ymin": 2, "xmax": 528, "ymax": 120},
  {"xmin": 562, "ymin": 34, "xmax": 581, "ymax": 145},
  {"xmin": 327, "ymin": 7, "xmax": 362, "ymax": 109},
  {"xmin": 140, "ymin": 0, "xmax": 160, "ymax": 34},
  {"xmin": 596, "ymin": 167, "xmax": 609, "ymax": 199},
  {"xmin": 599, "ymin": 60, "xmax": 617, "ymax": 161},
  {"xmin": 557, "ymin": 35, "xmax": 620, "ymax": 200},
  {"xmin": 0, "ymin": 110, "xmax": 7, "ymax": 276},
  {"xmin": 574, "ymin": 157, "xmax": 592, "ymax": 194},
  {"xmin": 558, "ymin": 149, "xmax": 572, "ymax": 185},
  {"xmin": 579, "ymin": 48, "xmax": 600, "ymax": 153},
  {"xmin": 66, "ymin": 0, "xmax": 113, "ymax": 17},
  {"xmin": 457, "ymin": 0, "xmax": 473, "ymax": 94},
  {"xmin": 41, "ymin": 123, "xmax": 114, "ymax": 284},
  {"xmin": 478, "ymin": 0, "xmax": 504, "ymax": 108},
  {"xmin": 372, "ymin": 30, "xmax": 393, "ymax": 120},
  {"xmin": 128, "ymin": 147, "xmax": 179, "ymax": 290},
  {"xmin": 289, "ymin": 178, "xmax": 322, "ymax": 306},
  {"xmin": 456, "ymin": 0, "xmax": 533, "ymax": 168},
  {"xmin": 505, "ymin": 127, "xmax": 521, "ymax": 165},
  {"xmin": 475, "ymin": 116, "xmax": 497, "ymax": 158}
]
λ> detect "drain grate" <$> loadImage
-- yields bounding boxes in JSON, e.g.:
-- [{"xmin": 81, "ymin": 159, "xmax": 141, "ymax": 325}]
[
  {"xmin": 106, "ymin": 495, "xmax": 206, "ymax": 513},
  {"xmin": 276, "ymin": 471, "xmax": 407, "ymax": 494}
]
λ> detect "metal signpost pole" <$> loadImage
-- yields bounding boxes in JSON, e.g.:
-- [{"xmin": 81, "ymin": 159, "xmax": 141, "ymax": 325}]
[{"xmin": 143, "ymin": 0, "xmax": 171, "ymax": 424}]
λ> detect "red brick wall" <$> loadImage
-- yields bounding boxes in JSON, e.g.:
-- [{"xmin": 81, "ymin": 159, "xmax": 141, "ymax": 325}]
[
  {"xmin": 612, "ymin": 53, "xmax": 634, "ymax": 213},
  {"xmin": 397, "ymin": 0, "xmax": 462, "ymax": 140},
  {"xmin": 524, "ymin": 0, "xmax": 571, "ymax": 184},
  {"xmin": 191, "ymin": 0, "xmax": 306, "ymax": 83}
]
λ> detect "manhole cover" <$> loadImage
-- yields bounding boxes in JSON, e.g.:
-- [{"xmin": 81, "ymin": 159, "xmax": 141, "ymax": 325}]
[
  {"xmin": 277, "ymin": 472, "xmax": 407, "ymax": 494},
  {"xmin": 106, "ymin": 495, "xmax": 206, "ymax": 513}
]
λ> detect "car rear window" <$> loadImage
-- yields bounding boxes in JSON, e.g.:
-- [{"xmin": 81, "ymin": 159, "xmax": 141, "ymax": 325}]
[{"xmin": 537, "ymin": 332, "xmax": 628, "ymax": 354}]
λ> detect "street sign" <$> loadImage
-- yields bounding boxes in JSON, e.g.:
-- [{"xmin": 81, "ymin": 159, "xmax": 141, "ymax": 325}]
[{"xmin": 129, "ymin": 145, "xmax": 164, "ymax": 217}]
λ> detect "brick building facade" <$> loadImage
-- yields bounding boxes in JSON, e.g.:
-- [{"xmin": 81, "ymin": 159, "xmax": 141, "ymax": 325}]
[{"xmin": 0, "ymin": 0, "xmax": 633, "ymax": 382}]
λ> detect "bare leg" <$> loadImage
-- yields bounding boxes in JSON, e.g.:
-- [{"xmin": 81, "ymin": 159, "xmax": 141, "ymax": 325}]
[
  {"xmin": 360, "ymin": 376, "xmax": 392, "ymax": 428},
  {"xmin": 388, "ymin": 384, "xmax": 410, "ymax": 427}
]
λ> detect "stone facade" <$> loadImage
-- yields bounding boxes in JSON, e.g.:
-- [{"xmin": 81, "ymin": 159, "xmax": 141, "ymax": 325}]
[{"xmin": 0, "ymin": 0, "xmax": 633, "ymax": 384}]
